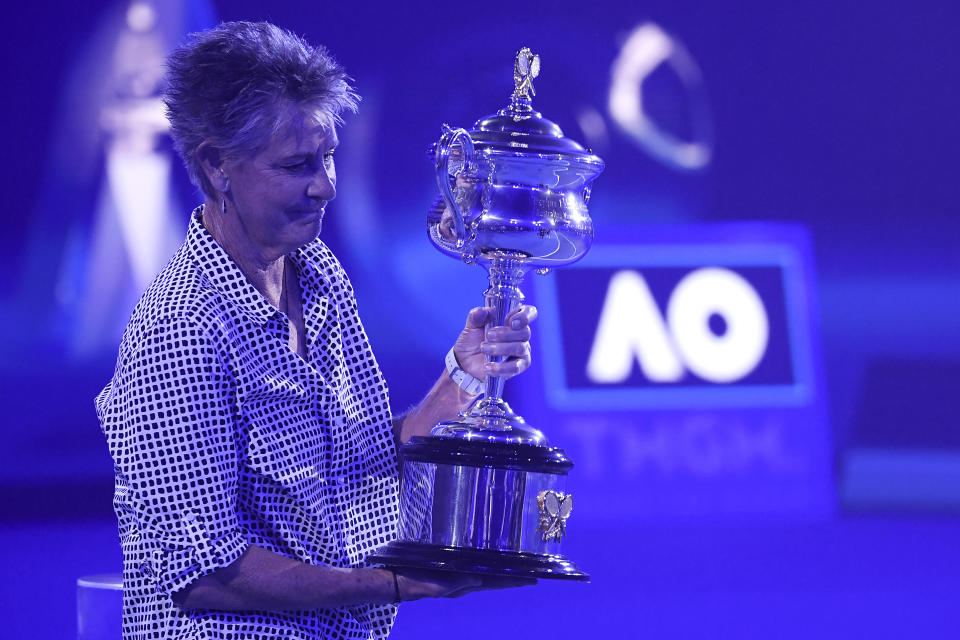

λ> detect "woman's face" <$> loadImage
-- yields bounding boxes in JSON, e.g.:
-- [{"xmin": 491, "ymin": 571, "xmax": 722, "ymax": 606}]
[{"xmin": 223, "ymin": 104, "xmax": 338, "ymax": 258}]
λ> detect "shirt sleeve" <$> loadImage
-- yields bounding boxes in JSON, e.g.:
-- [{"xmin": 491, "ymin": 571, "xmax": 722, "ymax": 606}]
[{"xmin": 105, "ymin": 316, "xmax": 248, "ymax": 597}]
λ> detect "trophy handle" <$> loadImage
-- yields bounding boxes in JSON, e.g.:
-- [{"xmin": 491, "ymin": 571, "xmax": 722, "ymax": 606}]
[{"xmin": 434, "ymin": 125, "xmax": 475, "ymax": 251}]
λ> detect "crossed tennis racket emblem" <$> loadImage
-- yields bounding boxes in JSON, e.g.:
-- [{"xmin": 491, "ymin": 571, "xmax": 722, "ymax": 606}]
[{"xmin": 537, "ymin": 490, "xmax": 573, "ymax": 542}]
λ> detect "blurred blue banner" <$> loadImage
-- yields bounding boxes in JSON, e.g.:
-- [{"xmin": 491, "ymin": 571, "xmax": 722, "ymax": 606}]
[{"xmin": 512, "ymin": 223, "xmax": 831, "ymax": 519}]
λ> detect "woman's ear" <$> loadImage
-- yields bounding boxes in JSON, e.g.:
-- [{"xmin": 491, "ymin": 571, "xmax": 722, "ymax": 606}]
[{"xmin": 197, "ymin": 142, "xmax": 229, "ymax": 193}]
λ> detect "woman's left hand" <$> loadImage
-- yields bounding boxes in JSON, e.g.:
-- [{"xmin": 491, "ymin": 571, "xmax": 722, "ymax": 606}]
[{"xmin": 452, "ymin": 305, "xmax": 538, "ymax": 381}]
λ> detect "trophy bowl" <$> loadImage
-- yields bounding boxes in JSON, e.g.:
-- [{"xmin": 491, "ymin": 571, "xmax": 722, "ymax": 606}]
[{"xmin": 370, "ymin": 48, "xmax": 603, "ymax": 581}]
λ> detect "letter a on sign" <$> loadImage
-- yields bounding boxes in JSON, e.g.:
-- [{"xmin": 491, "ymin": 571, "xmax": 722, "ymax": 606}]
[{"xmin": 587, "ymin": 270, "xmax": 683, "ymax": 383}]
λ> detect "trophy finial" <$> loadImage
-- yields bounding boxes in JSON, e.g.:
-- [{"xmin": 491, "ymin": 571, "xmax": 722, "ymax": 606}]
[{"xmin": 512, "ymin": 47, "xmax": 541, "ymax": 103}]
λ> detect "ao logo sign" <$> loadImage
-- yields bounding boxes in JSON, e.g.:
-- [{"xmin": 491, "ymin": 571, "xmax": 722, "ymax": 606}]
[{"xmin": 587, "ymin": 268, "xmax": 769, "ymax": 385}]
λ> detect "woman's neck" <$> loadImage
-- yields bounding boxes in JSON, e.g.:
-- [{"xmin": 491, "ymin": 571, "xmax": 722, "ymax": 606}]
[{"xmin": 201, "ymin": 199, "xmax": 287, "ymax": 310}]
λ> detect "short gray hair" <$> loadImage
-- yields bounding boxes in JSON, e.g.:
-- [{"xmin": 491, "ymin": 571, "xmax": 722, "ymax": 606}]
[{"xmin": 163, "ymin": 21, "xmax": 359, "ymax": 198}]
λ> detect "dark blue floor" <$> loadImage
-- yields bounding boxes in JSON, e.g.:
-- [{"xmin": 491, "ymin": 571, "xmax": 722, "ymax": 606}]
[
  {"xmin": 6, "ymin": 515, "xmax": 959, "ymax": 639},
  {"xmin": 395, "ymin": 517, "xmax": 960, "ymax": 639}
]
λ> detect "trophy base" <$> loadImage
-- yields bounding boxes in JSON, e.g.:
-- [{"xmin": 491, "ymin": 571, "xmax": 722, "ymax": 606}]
[
  {"xmin": 369, "ymin": 541, "xmax": 589, "ymax": 581},
  {"xmin": 432, "ymin": 398, "xmax": 547, "ymax": 446}
]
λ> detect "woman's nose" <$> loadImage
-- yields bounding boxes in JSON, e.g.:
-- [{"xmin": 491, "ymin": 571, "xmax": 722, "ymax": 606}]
[{"xmin": 307, "ymin": 166, "xmax": 336, "ymax": 201}]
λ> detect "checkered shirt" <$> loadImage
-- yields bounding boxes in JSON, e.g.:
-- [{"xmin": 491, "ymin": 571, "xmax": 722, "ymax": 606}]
[{"xmin": 96, "ymin": 208, "xmax": 400, "ymax": 639}]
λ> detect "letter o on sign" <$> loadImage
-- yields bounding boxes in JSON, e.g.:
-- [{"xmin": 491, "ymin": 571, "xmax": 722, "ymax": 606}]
[{"xmin": 666, "ymin": 268, "xmax": 769, "ymax": 383}]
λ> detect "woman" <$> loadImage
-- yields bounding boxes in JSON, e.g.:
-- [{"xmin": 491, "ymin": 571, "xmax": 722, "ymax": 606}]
[{"xmin": 96, "ymin": 21, "xmax": 536, "ymax": 640}]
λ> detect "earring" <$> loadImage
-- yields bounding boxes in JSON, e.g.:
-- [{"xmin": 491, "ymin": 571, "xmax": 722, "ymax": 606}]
[{"xmin": 221, "ymin": 197, "xmax": 227, "ymax": 215}]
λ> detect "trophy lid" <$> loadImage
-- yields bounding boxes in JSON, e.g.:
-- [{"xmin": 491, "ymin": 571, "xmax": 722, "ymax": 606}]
[{"xmin": 461, "ymin": 47, "xmax": 603, "ymax": 165}]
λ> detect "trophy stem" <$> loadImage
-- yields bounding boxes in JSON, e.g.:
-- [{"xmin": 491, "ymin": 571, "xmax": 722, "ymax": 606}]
[
  {"xmin": 431, "ymin": 249, "xmax": 545, "ymax": 444},
  {"xmin": 476, "ymin": 250, "xmax": 529, "ymax": 417}
]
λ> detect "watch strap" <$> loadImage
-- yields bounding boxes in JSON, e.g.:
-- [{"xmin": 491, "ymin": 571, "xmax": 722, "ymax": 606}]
[{"xmin": 445, "ymin": 347, "xmax": 485, "ymax": 397}]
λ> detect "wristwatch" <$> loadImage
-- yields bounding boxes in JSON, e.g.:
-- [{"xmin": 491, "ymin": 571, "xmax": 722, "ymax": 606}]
[{"xmin": 445, "ymin": 346, "xmax": 485, "ymax": 396}]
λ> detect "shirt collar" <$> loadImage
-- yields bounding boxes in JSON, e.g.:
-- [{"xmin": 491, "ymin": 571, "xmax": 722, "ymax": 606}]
[
  {"xmin": 185, "ymin": 205, "xmax": 279, "ymax": 325},
  {"xmin": 289, "ymin": 241, "xmax": 331, "ymax": 299}
]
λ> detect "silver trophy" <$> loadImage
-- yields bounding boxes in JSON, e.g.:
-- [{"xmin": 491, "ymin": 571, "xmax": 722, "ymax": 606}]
[{"xmin": 371, "ymin": 48, "xmax": 603, "ymax": 580}]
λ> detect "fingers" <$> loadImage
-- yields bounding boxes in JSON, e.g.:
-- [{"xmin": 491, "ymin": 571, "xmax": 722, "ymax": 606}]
[
  {"xmin": 479, "ymin": 305, "xmax": 537, "ymax": 379},
  {"xmin": 395, "ymin": 569, "xmax": 536, "ymax": 602},
  {"xmin": 481, "ymin": 340, "xmax": 531, "ymax": 378},
  {"xmin": 505, "ymin": 304, "xmax": 538, "ymax": 330},
  {"xmin": 464, "ymin": 305, "xmax": 539, "ymax": 331},
  {"xmin": 464, "ymin": 307, "xmax": 491, "ymax": 330},
  {"xmin": 484, "ymin": 356, "xmax": 530, "ymax": 378},
  {"xmin": 395, "ymin": 569, "xmax": 483, "ymax": 601},
  {"xmin": 480, "ymin": 340, "xmax": 530, "ymax": 359},
  {"xmin": 485, "ymin": 324, "xmax": 531, "ymax": 343},
  {"xmin": 480, "ymin": 305, "xmax": 536, "ymax": 346},
  {"xmin": 442, "ymin": 575, "xmax": 537, "ymax": 598},
  {"xmin": 455, "ymin": 304, "xmax": 537, "ymax": 380}
]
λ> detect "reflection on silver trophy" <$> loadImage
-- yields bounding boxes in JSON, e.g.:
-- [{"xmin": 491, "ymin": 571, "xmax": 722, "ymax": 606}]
[{"xmin": 371, "ymin": 48, "xmax": 604, "ymax": 580}]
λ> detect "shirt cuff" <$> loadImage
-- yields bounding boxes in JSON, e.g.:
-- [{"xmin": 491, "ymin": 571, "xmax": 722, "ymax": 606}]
[{"xmin": 148, "ymin": 511, "xmax": 248, "ymax": 598}]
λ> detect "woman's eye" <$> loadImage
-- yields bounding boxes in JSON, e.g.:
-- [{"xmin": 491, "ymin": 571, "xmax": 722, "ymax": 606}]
[{"xmin": 283, "ymin": 161, "xmax": 308, "ymax": 171}]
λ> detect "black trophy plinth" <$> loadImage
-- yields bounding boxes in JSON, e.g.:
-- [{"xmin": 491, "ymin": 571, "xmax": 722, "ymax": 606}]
[{"xmin": 369, "ymin": 436, "xmax": 589, "ymax": 582}]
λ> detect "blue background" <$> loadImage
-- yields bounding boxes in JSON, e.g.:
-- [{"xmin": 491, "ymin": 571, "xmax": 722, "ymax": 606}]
[{"xmin": 1, "ymin": 0, "xmax": 959, "ymax": 638}]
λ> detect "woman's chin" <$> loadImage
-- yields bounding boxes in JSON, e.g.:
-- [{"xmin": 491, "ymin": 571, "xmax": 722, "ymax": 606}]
[
  {"xmin": 295, "ymin": 212, "xmax": 324, "ymax": 240},
  {"xmin": 272, "ymin": 220, "xmax": 322, "ymax": 255}
]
